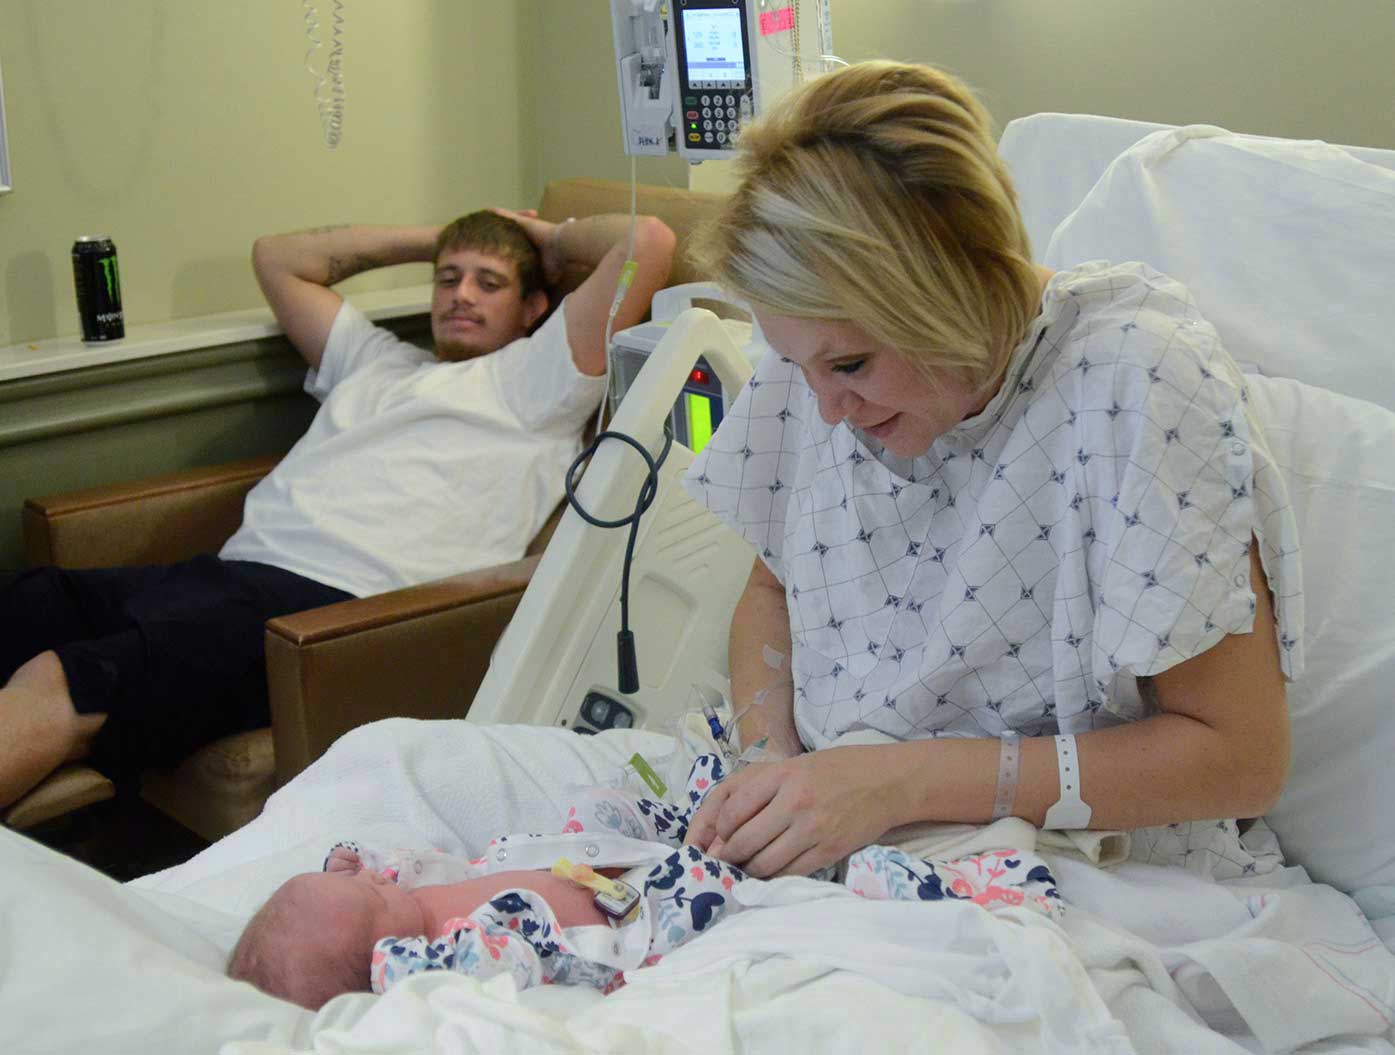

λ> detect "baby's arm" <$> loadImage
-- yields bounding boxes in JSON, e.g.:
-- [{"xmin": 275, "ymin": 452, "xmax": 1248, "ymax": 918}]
[
  {"xmin": 322, "ymin": 841, "xmax": 484, "ymax": 889},
  {"xmin": 413, "ymin": 868, "xmax": 610, "ymax": 931},
  {"xmin": 371, "ymin": 870, "xmax": 617, "ymax": 995}
]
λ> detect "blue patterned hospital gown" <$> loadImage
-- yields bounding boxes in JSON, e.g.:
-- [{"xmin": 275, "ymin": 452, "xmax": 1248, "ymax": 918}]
[{"xmin": 683, "ymin": 263, "xmax": 1305, "ymax": 869}]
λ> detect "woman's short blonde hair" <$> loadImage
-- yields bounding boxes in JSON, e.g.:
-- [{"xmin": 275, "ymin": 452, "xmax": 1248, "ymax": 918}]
[{"xmin": 692, "ymin": 61, "xmax": 1039, "ymax": 389}]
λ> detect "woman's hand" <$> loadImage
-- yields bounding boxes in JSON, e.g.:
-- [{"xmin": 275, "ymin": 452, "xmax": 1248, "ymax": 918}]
[
  {"xmin": 684, "ymin": 747, "xmax": 900, "ymax": 878},
  {"xmin": 489, "ymin": 207, "xmax": 565, "ymax": 285}
]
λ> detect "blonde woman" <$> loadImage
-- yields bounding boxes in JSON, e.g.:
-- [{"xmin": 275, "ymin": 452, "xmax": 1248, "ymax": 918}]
[{"xmin": 681, "ymin": 61, "xmax": 1303, "ymax": 879}]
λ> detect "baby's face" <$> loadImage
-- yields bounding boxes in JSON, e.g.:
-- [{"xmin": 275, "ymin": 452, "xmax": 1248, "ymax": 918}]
[{"xmin": 290, "ymin": 868, "xmax": 429, "ymax": 943}]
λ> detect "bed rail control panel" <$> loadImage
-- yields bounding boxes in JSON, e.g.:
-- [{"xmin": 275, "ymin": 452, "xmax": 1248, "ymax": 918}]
[
  {"xmin": 612, "ymin": 339, "xmax": 727, "ymax": 454},
  {"xmin": 611, "ymin": 302, "xmax": 762, "ymax": 455},
  {"xmin": 574, "ymin": 691, "xmax": 639, "ymax": 733}
]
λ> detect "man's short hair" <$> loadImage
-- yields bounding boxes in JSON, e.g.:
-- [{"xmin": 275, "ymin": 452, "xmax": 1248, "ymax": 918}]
[{"xmin": 435, "ymin": 211, "xmax": 545, "ymax": 299}]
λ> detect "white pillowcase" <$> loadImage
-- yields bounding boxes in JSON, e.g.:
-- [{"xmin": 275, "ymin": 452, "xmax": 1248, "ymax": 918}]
[
  {"xmin": 998, "ymin": 112, "xmax": 1395, "ymax": 267},
  {"xmin": 1244, "ymin": 374, "xmax": 1395, "ymax": 895},
  {"xmin": 1042, "ymin": 125, "xmax": 1395, "ymax": 414}
]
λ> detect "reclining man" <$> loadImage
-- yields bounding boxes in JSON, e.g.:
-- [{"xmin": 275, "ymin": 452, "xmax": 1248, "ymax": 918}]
[{"xmin": 0, "ymin": 207, "xmax": 678, "ymax": 809}]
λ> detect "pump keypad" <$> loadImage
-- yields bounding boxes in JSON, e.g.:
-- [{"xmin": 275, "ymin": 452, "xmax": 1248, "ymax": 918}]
[{"xmin": 683, "ymin": 88, "xmax": 753, "ymax": 150}]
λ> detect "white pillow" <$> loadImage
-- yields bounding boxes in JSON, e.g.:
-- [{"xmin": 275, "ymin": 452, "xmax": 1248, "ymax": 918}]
[
  {"xmin": 997, "ymin": 113, "xmax": 1395, "ymax": 265},
  {"xmin": 1042, "ymin": 126, "xmax": 1395, "ymax": 413},
  {"xmin": 999, "ymin": 113, "xmax": 1179, "ymax": 258},
  {"xmin": 1245, "ymin": 374, "xmax": 1395, "ymax": 895}
]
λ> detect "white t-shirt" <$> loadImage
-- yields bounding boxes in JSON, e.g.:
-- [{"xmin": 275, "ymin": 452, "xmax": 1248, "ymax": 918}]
[
  {"xmin": 683, "ymin": 262, "xmax": 1304, "ymax": 751},
  {"xmin": 221, "ymin": 299, "xmax": 604, "ymax": 597}
]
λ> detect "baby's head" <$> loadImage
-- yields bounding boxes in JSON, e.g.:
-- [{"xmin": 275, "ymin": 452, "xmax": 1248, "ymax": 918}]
[{"xmin": 229, "ymin": 867, "xmax": 427, "ymax": 1010}]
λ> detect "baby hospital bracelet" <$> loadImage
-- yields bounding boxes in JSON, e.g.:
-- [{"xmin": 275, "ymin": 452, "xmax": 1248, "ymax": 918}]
[
  {"xmin": 991, "ymin": 730, "xmax": 1021, "ymax": 821},
  {"xmin": 1042, "ymin": 734, "xmax": 1093, "ymax": 830}
]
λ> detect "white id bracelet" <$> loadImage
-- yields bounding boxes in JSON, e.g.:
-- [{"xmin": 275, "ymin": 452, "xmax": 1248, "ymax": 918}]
[
  {"xmin": 1042, "ymin": 733, "xmax": 1093, "ymax": 830},
  {"xmin": 991, "ymin": 730, "xmax": 1021, "ymax": 820}
]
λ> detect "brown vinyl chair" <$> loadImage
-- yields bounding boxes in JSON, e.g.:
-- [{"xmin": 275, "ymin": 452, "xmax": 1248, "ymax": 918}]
[{"xmin": 4, "ymin": 455, "xmax": 559, "ymax": 840}]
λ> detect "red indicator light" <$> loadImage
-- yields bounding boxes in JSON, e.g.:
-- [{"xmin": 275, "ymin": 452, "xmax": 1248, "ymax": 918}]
[{"xmin": 689, "ymin": 368, "xmax": 709, "ymax": 384}]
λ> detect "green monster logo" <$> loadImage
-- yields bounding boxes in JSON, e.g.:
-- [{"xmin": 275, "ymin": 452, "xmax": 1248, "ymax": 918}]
[{"xmin": 99, "ymin": 256, "xmax": 120, "ymax": 300}]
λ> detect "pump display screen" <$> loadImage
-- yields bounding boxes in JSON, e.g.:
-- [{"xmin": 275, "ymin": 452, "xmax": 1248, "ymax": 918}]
[
  {"xmin": 685, "ymin": 392, "xmax": 715, "ymax": 452},
  {"xmin": 680, "ymin": 9, "xmax": 748, "ymax": 83}
]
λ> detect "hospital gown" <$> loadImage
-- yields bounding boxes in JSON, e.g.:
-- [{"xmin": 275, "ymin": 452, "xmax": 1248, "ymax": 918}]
[{"xmin": 683, "ymin": 262, "xmax": 1305, "ymax": 872}]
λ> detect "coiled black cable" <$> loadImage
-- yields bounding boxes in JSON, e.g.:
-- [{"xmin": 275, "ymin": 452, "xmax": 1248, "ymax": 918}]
[{"xmin": 563, "ymin": 419, "xmax": 675, "ymax": 695}]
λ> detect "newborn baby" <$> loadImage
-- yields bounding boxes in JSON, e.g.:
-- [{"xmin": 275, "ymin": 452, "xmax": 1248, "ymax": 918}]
[
  {"xmin": 229, "ymin": 752, "xmax": 1063, "ymax": 1010},
  {"xmin": 228, "ymin": 845, "xmax": 622, "ymax": 1009},
  {"xmin": 229, "ymin": 754, "xmax": 746, "ymax": 1010}
]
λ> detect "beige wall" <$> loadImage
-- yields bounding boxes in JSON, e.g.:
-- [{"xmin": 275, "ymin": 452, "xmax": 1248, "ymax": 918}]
[
  {"xmin": 834, "ymin": 0, "xmax": 1395, "ymax": 149},
  {"xmin": 4, "ymin": 0, "xmax": 1390, "ymax": 346},
  {"xmin": 0, "ymin": 1, "xmax": 535, "ymax": 345},
  {"xmin": 533, "ymin": 0, "xmax": 1395, "ymax": 194},
  {"xmin": 523, "ymin": 0, "xmax": 691, "ymax": 200}
]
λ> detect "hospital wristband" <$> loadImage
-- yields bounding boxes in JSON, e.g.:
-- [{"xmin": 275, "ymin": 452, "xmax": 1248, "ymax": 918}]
[
  {"xmin": 1042, "ymin": 733, "xmax": 1093, "ymax": 830},
  {"xmin": 991, "ymin": 729, "xmax": 1021, "ymax": 820}
]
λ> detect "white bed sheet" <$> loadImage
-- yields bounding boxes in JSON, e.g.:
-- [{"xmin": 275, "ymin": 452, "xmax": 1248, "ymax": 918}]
[{"xmin": 5, "ymin": 720, "xmax": 1394, "ymax": 1055}]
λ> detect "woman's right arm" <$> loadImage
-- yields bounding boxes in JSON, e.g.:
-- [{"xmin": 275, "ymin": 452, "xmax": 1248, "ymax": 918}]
[{"xmin": 727, "ymin": 558, "xmax": 804, "ymax": 759}]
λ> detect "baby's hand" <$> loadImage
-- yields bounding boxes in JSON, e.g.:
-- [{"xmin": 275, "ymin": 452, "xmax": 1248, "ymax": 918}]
[{"xmin": 325, "ymin": 845, "xmax": 363, "ymax": 874}]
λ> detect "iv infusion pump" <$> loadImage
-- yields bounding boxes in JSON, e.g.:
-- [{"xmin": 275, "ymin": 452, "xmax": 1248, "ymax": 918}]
[
  {"xmin": 611, "ymin": 0, "xmax": 831, "ymax": 163},
  {"xmin": 671, "ymin": 1, "xmax": 755, "ymax": 160}
]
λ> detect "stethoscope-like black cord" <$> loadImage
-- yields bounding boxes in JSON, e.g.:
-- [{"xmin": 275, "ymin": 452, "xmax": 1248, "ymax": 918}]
[{"xmin": 563, "ymin": 418, "xmax": 675, "ymax": 694}]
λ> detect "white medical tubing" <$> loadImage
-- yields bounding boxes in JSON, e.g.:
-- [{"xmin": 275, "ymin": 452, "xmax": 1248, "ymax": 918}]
[
  {"xmin": 597, "ymin": 155, "xmax": 641, "ymax": 438},
  {"xmin": 726, "ymin": 643, "xmax": 792, "ymax": 752}
]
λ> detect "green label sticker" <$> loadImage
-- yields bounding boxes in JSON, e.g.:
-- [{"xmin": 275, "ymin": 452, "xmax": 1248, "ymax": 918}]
[{"xmin": 629, "ymin": 753, "xmax": 667, "ymax": 798}]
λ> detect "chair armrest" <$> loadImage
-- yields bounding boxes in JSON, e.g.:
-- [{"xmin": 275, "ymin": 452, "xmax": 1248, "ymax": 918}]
[
  {"xmin": 23, "ymin": 455, "xmax": 279, "ymax": 567},
  {"xmin": 264, "ymin": 554, "xmax": 541, "ymax": 785}
]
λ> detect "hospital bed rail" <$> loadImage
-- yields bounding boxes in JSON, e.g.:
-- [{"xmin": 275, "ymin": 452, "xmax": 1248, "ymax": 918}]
[{"xmin": 469, "ymin": 307, "xmax": 759, "ymax": 738}]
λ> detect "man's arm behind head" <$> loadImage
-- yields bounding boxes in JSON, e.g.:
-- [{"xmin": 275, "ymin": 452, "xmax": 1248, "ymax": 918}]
[
  {"xmin": 492, "ymin": 210, "xmax": 678, "ymax": 378},
  {"xmin": 252, "ymin": 225, "xmax": 442, "ymax": 370}
]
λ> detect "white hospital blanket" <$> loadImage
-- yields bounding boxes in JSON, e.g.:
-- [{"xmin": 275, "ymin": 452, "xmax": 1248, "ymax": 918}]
[{"xmin": 4, "ymin": 719, "xmax": 1394, "ymax": 1054}]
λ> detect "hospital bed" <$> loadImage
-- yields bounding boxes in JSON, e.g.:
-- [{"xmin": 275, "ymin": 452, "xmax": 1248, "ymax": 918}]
[{"xmin": 4, "ymin": 115, "xmax": 1395, "ymax": 1054}]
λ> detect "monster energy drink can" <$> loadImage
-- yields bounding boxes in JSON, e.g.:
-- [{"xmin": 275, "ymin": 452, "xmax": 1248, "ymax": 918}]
[{"xmin": 72, "ymin": 236, "xmax": 125, "ymax": 342}]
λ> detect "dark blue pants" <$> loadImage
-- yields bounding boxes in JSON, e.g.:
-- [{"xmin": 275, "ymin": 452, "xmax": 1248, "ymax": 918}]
[{"xmin": 0, "ymin": 556, "xmax": 350, "ymax": 775}]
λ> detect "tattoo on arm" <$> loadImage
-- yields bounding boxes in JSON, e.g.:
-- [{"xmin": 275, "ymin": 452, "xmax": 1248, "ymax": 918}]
[
  {"xmin": 325, "ymin": 252, "xmax": 381, "ymax": 286},
  {"xmin": 298, "ymin": 224, "xmax": 347, "ymax": 235}
]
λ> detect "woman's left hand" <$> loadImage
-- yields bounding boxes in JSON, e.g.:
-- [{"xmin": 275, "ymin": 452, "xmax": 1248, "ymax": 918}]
[{"xmin": 684, "ymin": 747, "xmax": 900, "ymax": 877}]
